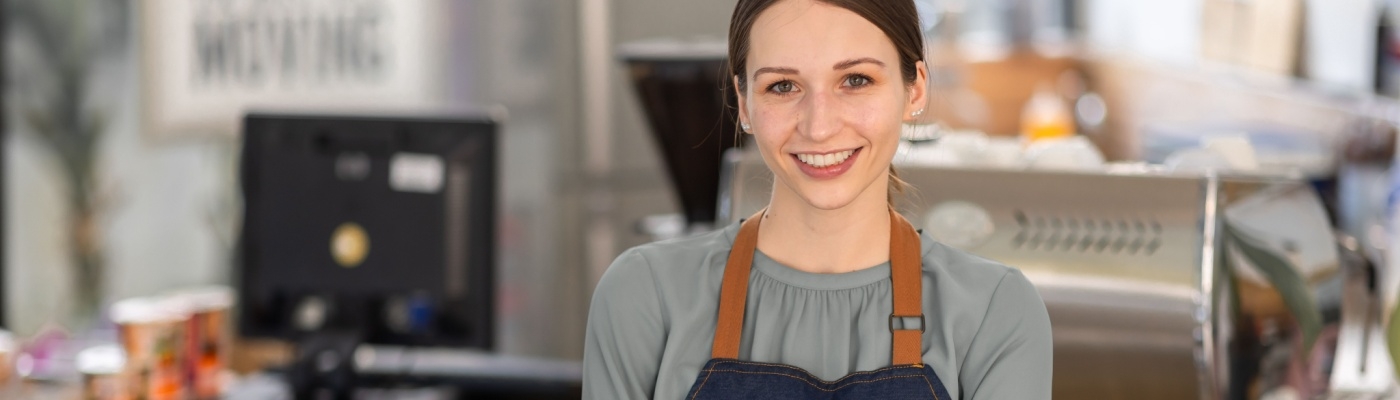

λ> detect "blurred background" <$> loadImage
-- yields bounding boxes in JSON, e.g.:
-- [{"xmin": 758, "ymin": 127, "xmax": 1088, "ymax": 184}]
[{"xmin": 0, "ymin": 0, "xmax": 1397, "ymax": 399}]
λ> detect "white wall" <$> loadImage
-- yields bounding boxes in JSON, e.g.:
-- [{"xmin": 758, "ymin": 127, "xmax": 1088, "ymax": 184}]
[
  {"xmin": 6, "ymin": 17, "xmax": 237, "ymax": 333},
  {"xmin": 1082, "ymin": 0, "xmax": 1379, "ymax": 92},
  {"xmin": 1083, "ymin": 0, "xmax": 1202, "ymax": 66}
]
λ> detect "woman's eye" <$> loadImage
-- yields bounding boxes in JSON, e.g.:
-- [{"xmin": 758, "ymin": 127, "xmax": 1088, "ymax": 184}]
[
  {"xmin": 844, "ymin": 75, "xmax": 872, "ymax": 87},
  {"xmin": 767, "ymin": 80, "xmax": 796, "ymax": 94}
]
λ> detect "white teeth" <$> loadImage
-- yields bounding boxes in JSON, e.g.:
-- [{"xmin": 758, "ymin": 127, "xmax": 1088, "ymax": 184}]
[{"xmin": 797, "ymin": 149, "xmax": 854, "ymax": 168}]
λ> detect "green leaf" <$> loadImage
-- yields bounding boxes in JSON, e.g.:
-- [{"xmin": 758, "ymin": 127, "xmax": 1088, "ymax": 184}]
[
  {"xmin": 1389, "ymin": 302, "xmax": 1400, "ymax": 381},
  {"xmin": 1223, "ymin": 219, "xmax": 1323, "ymax": 356}
]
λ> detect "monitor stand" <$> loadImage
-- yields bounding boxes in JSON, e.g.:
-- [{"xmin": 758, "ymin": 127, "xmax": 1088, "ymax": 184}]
[{"xmin": 287, "ymin": 331, "xmax": 363, "ymax": 400}]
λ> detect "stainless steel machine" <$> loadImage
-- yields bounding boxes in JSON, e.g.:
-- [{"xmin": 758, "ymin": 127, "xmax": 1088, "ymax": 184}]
[{"xmin": 720, "ymin": 148, "xmax": 1394, "ymax": 399}]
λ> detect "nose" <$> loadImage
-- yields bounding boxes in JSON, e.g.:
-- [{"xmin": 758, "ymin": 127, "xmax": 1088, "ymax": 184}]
[{"xmin": 797, "ymin": 88, "xmax": 841, "ymax": 142}]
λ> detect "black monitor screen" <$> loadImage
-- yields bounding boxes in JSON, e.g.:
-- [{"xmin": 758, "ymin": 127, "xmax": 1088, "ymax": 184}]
[{"xmin": 238, "ymin": 113, "xmax": 495, "ymax": 349}]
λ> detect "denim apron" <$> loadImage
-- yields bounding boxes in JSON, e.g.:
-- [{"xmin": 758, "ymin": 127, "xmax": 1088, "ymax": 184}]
[{"xmin": 685, "ymin": 209, "xmax": 952, "ymax": 400}]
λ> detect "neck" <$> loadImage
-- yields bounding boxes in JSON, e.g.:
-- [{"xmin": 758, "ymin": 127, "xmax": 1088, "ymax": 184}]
[{"xmin": 755, "ymin": 181, "xmax": 892, "ymax": 274}]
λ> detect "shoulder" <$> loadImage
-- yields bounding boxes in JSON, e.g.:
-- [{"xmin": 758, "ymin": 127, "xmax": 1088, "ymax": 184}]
[
  {"xmin": 623, "ymin": 224, "xmax": 737, "ymax": 269},
  {"xmin": 594, "ymin": 222, "xmax": 738, "ymax": 299}
]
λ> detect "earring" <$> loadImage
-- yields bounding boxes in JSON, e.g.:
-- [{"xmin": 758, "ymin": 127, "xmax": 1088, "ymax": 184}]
[
  {"xmin": 741, "ymin": 122, "xmax": 751, "ymax": 132},
  {"xmin": 912, "ymin": 109, "xmax": 924, "ymax": 117}
]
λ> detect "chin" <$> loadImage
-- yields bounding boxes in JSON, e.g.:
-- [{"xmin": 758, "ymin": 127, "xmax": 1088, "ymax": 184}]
[{"xmin": 794, "ymin": 186, "xmax": 861, "ymax": 211}]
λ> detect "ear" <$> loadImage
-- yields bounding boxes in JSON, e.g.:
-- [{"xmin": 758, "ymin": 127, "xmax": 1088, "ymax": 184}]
[
  {"xmin": 903, "ymin": 61, "xmax": 929, "ymax": 123},
  {"xmin": 734, "ymin": 75, "xmax": 753, "ymax": 135}
]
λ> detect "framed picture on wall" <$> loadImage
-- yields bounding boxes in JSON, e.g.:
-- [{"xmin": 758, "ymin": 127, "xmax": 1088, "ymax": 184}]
[{"xmin": 140, "ymin": 0, "xmax": 448, "ymax": 138}]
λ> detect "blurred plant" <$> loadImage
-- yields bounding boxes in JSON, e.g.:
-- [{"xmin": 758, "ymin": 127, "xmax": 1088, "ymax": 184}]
[
  {"xmin": 6, "ymin": 0, "xmax": 130, "ymax": 324},
  {"xmin": 1220, "ymin": 219, "xmax": 1323, "ymax": 353}
]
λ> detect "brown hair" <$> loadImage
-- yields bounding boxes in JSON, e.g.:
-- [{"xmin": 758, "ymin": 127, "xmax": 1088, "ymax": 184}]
[{"xmin": 728, "ymin": 0, "xmax": 923, "ymax": 206}]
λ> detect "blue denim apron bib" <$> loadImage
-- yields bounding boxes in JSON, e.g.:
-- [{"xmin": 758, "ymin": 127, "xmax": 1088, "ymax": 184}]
[{"xmin": 686, "ymin": 209, "xmax": 951, "ymax": 400}]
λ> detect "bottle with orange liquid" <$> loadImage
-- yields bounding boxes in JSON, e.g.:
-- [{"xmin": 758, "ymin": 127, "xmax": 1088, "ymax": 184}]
[{"xmin": 1019, "ymin": 83, "xmax": 1076, "ymax": 143}]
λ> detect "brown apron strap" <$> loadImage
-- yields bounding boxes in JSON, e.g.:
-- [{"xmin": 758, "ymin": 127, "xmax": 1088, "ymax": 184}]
[
  {"xmin": 710, "ymin": 208, "xmax": 925, "ymax": 366},
  {"xmin": 889, "ymin": 209, "xmax": 925, "ymax": 365},
  {"xmin": 711, "ymin": 209, "xmax": 765, "ymax": 359}
]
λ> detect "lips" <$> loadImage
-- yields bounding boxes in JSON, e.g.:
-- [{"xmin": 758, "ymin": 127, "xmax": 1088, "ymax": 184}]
[{"xmin": 791, "ymin": 147, "xmax": 862, "ymax": 180}]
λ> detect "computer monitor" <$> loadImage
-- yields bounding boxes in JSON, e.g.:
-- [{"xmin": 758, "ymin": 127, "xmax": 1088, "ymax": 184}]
[{"xmin": 238, "ymin": 112, "xmax": 496, "ymax": 350}]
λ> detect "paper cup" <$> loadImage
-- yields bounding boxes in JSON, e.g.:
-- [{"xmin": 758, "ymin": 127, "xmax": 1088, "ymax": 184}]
[
  {"xmin": 168, "ymin": 287, "xmax": 234, "ymax": 399},
  {"xmin": 111, "ymin": 297, "xmax": 187, "ymax": 400}
]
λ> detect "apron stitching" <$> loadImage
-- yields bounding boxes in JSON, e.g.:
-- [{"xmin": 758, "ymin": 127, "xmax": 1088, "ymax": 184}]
[
  {"xmin": 919, "ymin": 372, "xmax": 939, "ymax": 400},
  {"xmin": 711, "ymin": 360, "xmax": 922, "ymax": 382},
  {"xmin": 689, "ymin": 366, "xmax": 718, "ymax": 400},
  {"xmin": 699, "ymin": 369, "xmax": 926, "ymax": 392}
]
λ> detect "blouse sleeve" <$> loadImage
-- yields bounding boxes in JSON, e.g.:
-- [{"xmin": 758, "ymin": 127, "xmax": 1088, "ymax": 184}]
[
  {"xmin": 959, "ymin": 269, "xmax": 1054, "ymax": 399},
  {"xmin": 582, "ymin": 249, "xmax": 668, "ymax": 400}
]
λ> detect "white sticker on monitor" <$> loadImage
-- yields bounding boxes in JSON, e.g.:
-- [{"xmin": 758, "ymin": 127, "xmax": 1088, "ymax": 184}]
[{"xmin": 389, "ymin": 153, "xmax": 445, "ymax": 193}]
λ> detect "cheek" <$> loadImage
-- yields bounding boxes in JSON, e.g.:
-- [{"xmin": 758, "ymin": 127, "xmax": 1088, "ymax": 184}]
[
  {"xmin": 752, "ymin": 99, "xmax": 795, "ymax": 122},
  {"xmin": 751, "ymin": 109, "xmax": 791, "ymax": 143},
  {"xmin": 847, "ymin": 99, "xmax": 905, "ymax": 144}
]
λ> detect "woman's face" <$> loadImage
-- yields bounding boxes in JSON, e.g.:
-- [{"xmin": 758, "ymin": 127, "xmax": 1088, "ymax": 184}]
[{"xmin": 737, "ymin": 0, "xmax": 927, "ymax": 211}]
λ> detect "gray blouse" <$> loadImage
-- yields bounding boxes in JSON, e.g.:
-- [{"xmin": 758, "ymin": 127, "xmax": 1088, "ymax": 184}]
[{"xmin": 583, "ymin": 220, "xmax": 1053, "ymax": 399}]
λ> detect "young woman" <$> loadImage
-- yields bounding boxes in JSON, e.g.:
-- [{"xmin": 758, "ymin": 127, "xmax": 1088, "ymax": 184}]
[{"xmin": 583, "ymin": 0, "xmax": 1052, "ymax": 398}]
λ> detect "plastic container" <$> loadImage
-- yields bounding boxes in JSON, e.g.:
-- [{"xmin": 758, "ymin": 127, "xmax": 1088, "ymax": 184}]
[{"xmin": 1024, "ymin": 136, "xmax": 1105, "ymax": 171}]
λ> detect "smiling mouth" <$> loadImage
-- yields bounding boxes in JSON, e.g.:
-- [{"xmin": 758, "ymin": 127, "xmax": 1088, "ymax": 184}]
[{"xmin": 794, "ymin": 148, "xmax": 857, "ymax": 168}]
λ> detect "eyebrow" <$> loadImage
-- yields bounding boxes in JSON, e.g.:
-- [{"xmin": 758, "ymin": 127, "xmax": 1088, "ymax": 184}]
[
  {"xmin": 752, "ymin": 58, "xmax": 886, "ymax": 79},
  {"xmin": 833, "ymin": 57, "xmax": 885, "ymax": 70},
  {"xmin": 753, "ymin": 66, "xmax": 798, "ymax": 78}
]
